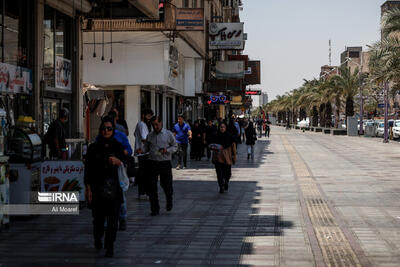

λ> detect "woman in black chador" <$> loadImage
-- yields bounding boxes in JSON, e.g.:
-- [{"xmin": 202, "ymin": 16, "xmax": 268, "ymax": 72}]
[
  {"xmin": 84, "ymin": 116, "xmax": 126, "ymax": 257},
  {"xmin": 212, "ymin": 123, "xmax": 237, "ymax": 193}
]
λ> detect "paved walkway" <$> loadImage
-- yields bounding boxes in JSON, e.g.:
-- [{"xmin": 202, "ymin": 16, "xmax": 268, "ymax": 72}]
[{"xmin": 1, "ymin": 126, "xmax": 400, "ymax": 266}]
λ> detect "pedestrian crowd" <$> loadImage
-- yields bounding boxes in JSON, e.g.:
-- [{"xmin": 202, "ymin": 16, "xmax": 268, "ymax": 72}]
[{"xmin": 82, "ymin": 108, "xmax": 271, "ymax": 257}]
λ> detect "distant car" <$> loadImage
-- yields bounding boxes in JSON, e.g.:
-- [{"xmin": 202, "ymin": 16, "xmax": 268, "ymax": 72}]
[
  {"xmin": 376, "ymin": 122, "xmax": 385, "ymax": 137},
  {"xmin": 393, "ymin": 120, "xmax": 400, "ymax": 139}
]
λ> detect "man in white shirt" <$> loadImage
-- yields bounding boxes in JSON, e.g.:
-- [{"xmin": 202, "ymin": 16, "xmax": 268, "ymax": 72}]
[{"xmin": 134, "ymin": 109, "xmax": 153, "ymax": 199}]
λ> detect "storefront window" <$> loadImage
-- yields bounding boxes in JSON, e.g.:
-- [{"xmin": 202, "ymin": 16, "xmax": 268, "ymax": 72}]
[{"xmin": 43, "ymin": 5, "xmax": 72, "ymax": 89}]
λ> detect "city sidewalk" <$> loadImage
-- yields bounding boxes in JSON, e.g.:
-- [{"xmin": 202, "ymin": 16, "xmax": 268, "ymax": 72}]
[{"xmin": 1, "ymin": 126, "xmax": 400, "ymax": 266}]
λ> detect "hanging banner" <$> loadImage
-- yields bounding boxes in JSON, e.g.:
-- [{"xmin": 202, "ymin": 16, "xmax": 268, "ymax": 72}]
[
  {"xmin": 176, "ymin": 8, "xmax": 204, "ymax": 30},
  {"xmin": 0, "ymin": 63, "xmax": 32, "ymax": 94},
  {"xmin": 55, "ymin": 56, "xmax": 72, "ymax": 91},
  {"xmin": 216, "ymin": 61, "xmax": 244, "ymax": 79},
  {"xmin": 209, "ymin": 23, "xmax": 244, "ymax": 50}
]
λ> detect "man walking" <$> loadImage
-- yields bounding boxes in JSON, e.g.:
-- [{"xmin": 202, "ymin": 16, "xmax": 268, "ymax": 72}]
[
  {"xmin": 172, "ymin": 115, "xmax": 192, "ymax": 170},
  {"xmin": 44, "ymin": 108, "xmax": 69, "ymax": 159},
  {"xmin": 134, "ymin": 109, "xmax": 153, "ymax": 200},
  {"xmin": 146, "ymin": 116, "xmax": 177, "ymax": 216}
]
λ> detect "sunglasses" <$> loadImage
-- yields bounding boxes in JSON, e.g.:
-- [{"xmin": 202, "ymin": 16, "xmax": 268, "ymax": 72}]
[{"xmin": 101, "ymin": 126, "xmax": 114, "ymax": 131}]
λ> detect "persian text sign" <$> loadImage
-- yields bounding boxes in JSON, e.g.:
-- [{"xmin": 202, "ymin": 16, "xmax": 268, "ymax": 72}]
[
  {"xmin": 209, "ymin": 23, "xmax": 244, "ymax": 50},
  {"xmin": 176, "ymin": 8, "xmax": 204, "ymax": 30},
  {"xmin": 55, "ymin": 56, "xmax": 72, "ymax": 91},
  {"xmin": 245, "ymin": 90, "xmax": 262, "ymax": 95},
  {"xmin": 41, "ymin": 161, "xmax": 84, "ymax": 201},
  {"xmin": 216, "ymin": 61, "xmax": 244, "ymax": 79},
  {"xmin": 0, "ymin": 63, "xmax": 32, "ymax": 94}
]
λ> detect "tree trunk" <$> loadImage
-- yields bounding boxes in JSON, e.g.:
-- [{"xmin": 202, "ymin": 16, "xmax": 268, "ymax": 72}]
[
  {"xmin": 345, "ymin": 97, "xmax": 354, "ymax": 117},
  {"xmin": 300, "ymin": 108, "xmax": 307, "ymax": 120},
  {"xmin": 319, "ymin": 103, "xmax": 326, "ymax": 127},
  {"xmin": 335, "ymin": 95, "xmax": 340, "ymax": 128},
  {"xmin": 325, "ymin": 102, "xmax": 332, "ymax": 128},
  {"xmin": 312, "ymin": 106, "xmax": 319, "ymax": 127}
]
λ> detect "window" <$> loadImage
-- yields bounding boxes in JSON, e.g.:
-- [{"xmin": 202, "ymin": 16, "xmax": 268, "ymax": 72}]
[
  {"xmin": 43, "ymin": 5, "xmax": 72, "ymax": 89},
  {"xmin": 200, "ymin": 0, "xmax": 204, "ymax": 8},
  {"xmin": 349, "ymin": 51, "xmax": 360, "ymax": 58},
  {"xmin": 192, "ymin": 0, "xmax": 197, "ymax": 8},
  {"xmin": 183, "ymin": 0, "xmax": 189, "ymax": 8},
  {"xmin": 0, "ymin": 0, "xmax": 32, "ymax": 67},
  {"xmin": 141, "ymin": 90, "xmax": 151, "ymax": 113}
]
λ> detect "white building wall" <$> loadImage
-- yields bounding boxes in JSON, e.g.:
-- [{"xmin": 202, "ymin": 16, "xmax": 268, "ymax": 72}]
[
  {"xmin": 184, "ymin": 58, "xmax": 195, "ymax": 97},
  {"xmin": 195, "ymin": 59, "xmax": 204, "ymax": 94},
  {"xmin": 125, "ymin": 86, "xmax": 141, "ymax": 148},
  {"xmin": 83, "ymin": 32, "xmax": 166, "ymax": 87}
]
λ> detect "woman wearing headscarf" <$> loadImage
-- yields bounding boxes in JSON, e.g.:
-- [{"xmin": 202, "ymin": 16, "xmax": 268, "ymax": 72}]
[
  {"xmin": 211, "ymin": 122, "xmax": 237, "ymax": 193},
  {"xmin": 84, "ymin": 116, "xmax": 126, "ymax": 257},
  {"xmin": 245, "ymin": 121, "xmax": 257, "ymax": 160}
]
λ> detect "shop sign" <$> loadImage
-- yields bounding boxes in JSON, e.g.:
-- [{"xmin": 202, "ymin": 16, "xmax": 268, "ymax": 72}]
[
  {"xmin": 41, "ymin": 161, "xmax": 85, "ymax": 201},
  {"xmin": 0, "ymin": 63, "xmax": 32, "ymax": 94},
  {"xmin": 209, "ymin": 23, "xmax": 244, "ymax": 50},
  {"xmin": 245, "ymin": 90, "xmax": 262, "ymax": 95},
  {"xmin": 207, "ymin": 95, "xmax": 230, "ymax": 105},
  {"xmin": 176, "ymin": 8, "xmax": 204, "ymax": 30},
  {"xmin": 55, "ymin": 56, "xmax": 72, "ymax": 91},
  {"xmin": 244, "ymin": 61, "xmax": 261, "ymax": 85},
  {"xmin": 216, "ymin": 61, "xmax": 244, "ymax": 79}
]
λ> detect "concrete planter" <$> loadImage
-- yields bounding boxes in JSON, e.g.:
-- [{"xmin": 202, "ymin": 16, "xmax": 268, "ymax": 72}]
[
  {"xmin": 331, "ymin": 129, "xmax": 347, "ymax": 135},
  {"xmin": 323, "ymin": 128, "xmax": 331, "ymax": 134},
  {"xmin": 315, "ymin": 127, "xmax": 323, "ymax": 132}
]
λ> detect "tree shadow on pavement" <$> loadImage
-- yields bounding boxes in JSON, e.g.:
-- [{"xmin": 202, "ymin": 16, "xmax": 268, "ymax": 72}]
[{"xmin": 0, "ymin": 179, "xmax": 293, "ymax": 266}]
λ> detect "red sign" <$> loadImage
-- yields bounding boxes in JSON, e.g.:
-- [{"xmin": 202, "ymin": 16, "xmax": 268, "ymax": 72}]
[{"xmin": 245, "ymin": 90, "xmax": 261, "ymax": 95}]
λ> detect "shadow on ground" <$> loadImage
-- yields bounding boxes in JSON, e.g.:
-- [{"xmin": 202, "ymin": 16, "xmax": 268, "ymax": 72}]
[{"xmin": 0, "ymin": 178, "xmax": 292, "ymax": 266}]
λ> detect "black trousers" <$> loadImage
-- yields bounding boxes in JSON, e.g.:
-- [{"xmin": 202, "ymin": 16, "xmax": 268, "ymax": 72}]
[
  {"xmin": 92, "ymin": 197, "xmax": 121, "ymax": 248},
  {"xmin": 137, "ymin": 156, "xmax": 149, "ymax": 195},
  {"xmin": 147, "ymin": 160, "xmax": 173, "ymax": 212},
  {"xmin": 214, "ymin": 162, "xmax": 232, "ymax": 188}
]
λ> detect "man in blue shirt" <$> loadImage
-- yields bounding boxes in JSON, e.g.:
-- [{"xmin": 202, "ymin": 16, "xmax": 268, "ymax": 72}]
[{"xmin": 172, "ymin": 115, "xmax": 192, "ymax": 169}]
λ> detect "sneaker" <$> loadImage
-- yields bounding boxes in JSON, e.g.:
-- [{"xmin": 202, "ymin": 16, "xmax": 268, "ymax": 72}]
[
  {"xmin": 176, "ymin": 165, "xmax": 181, "ymax": 170},
  {"xmin": 119, "ymin": 220, "xmax": 127, "ymax": 231},
  {"xmin": 182, "ymin": 166, "xmax": 186, "ymax": 169}
]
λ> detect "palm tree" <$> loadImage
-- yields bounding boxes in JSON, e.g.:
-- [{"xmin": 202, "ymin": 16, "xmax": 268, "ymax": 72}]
[{"xmin": 331, "ymin": 66, "xmax": 359, "ymax": 118}]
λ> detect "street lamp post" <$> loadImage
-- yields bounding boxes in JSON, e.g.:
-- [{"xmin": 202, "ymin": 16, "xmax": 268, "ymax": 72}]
[{"xmin": 384, "ymin": 81, "xmax": 389, "ymax": 143}]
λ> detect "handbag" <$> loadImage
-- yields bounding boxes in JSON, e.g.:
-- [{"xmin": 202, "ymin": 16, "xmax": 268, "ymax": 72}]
[{"xmin": 118, "ymin": 164, "xmax": 130, "ymax": 192}]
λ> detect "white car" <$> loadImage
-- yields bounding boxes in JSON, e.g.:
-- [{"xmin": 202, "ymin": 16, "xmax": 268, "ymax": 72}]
[
  {"xmin": 393, "ymin": 120, "xmax": 400, "ymax": 139},
  {"xmin": 376, "ymin": 122, "xmax": 385, "ymax": 137}
]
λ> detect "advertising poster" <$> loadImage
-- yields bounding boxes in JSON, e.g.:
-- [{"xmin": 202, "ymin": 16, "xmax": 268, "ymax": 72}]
[
  {"xmin": 41, "ymin": 161, "xmax": 84, "ymax": 201},
  {"xmin": 55, "ymin": 56, "xmax": 72, "ymax": 91},
  {"xmin": 0, "ymin": 63, "xmax": 32, "ymax": 94}
]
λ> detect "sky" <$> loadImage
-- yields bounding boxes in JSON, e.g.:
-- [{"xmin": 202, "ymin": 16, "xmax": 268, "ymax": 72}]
[{"xmin": 241, "ymin": 0, "xmax": 387, "ymax": 103}]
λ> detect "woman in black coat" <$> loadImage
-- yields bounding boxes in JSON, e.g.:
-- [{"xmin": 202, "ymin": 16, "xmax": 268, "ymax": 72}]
[
  {"xmin": 84, "ymin": 116, "xmax": 126, "ymax": 257},
  {"xmin": 245, "ymin": 121, "xmax": 257, "ymax": 160}
]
